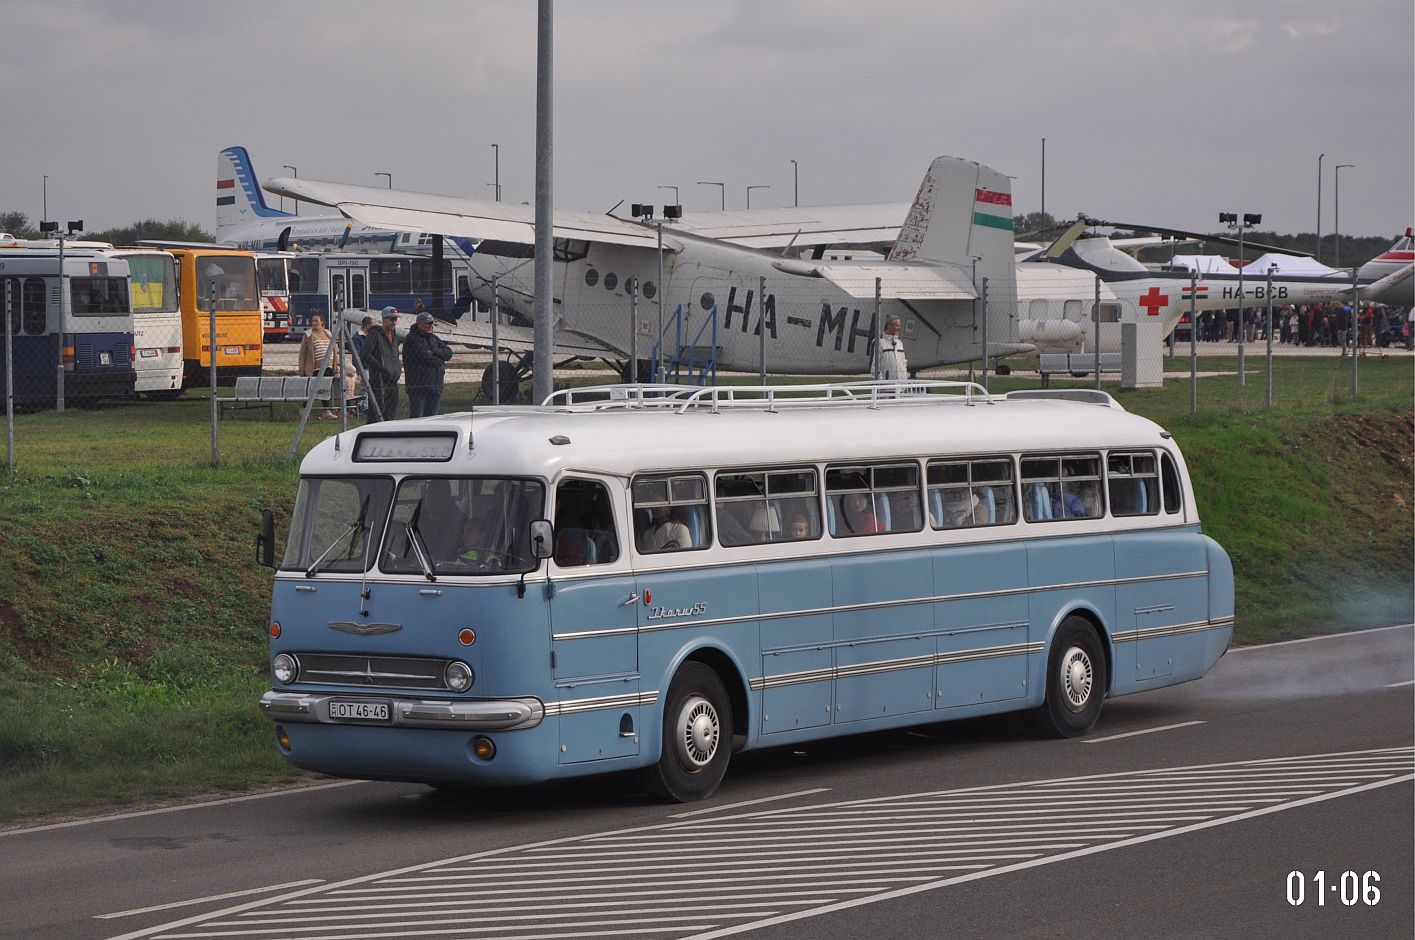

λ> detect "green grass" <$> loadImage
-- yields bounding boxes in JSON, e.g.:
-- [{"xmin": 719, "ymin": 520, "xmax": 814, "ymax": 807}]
[{"xmin": 0, "ymin": 359, "xmax": 1410, "ymax": 824}]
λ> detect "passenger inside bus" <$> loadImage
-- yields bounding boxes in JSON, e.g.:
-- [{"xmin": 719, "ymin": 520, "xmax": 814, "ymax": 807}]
[{"xmin": 839, "ymin": 493, "xmax": 882, "ymax": 534}]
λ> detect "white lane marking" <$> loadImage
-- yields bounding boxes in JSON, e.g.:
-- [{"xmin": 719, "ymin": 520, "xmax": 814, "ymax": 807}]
[
  {"xmin": 1229, "ymin": 622, "xmax": 1413, "ymax": 652},
  {"xmin": 95, "ymin": 881, "xmax": 325, "ymax": 919},
  {"xmin": 1385, "ymin": 679, "xmax": 1414, "ymax": 688},
  {"xmin": 109, "ymin": 747, "xmax": 1414, "ymax": 940},
  {"xmin": 1, "ymin": 780, "xmax": 365, "ymax": 838},
  {"xmin": 684, "ymin": 773, "xmax": 1415, "ymax": 940},
  {"xmin": 1083, "ymin": 720, "xmax": 1207, "ymax": 743},
  {"xmin": 668, "ymin": 787, "xmax": 829, "ymax": 819}
]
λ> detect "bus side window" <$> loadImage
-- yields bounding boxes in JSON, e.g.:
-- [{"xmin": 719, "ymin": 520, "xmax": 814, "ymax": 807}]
[
  {"xmin": 1160, "ymin": 452, "xmax": 1183, "ymax": 514},
  {"xmin": 554, "ymin": 479, "xmax": 620, "ymax": 566}
]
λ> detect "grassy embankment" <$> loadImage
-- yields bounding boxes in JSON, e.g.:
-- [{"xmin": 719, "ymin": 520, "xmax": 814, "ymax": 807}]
[{"xmin": 0, "ymin": 355, "xmax": 1410, "ymax": 824}]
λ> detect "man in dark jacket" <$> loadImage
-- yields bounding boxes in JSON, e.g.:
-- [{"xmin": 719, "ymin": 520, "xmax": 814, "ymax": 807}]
[
  {"xmin": 403, "ymin": 311, "xmax": 454, "ymax": 417},
  {"xmin": 363, "ymin": 306, "xmax": 402, "ymax": 422}
]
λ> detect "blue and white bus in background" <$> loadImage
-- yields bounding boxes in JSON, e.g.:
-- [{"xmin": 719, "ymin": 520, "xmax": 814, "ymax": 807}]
[
  {"xmin": 0, "ymin": 244, "xmax": 135, "ymax": 407},
  {"xmin": 113, "ymin": 248, "xmax": 184, "ymax": 398},
  {"xmin": 258, "ymin": 382, "xmax": 1234, "ymax": 801},
  {"xmin": 283, "ymin": 251, "xmax": 476, "ymax": 337}
]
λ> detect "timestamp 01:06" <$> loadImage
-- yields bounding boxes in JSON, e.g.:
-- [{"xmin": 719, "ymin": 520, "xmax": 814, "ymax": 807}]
[{"xmin": 1286, "ymin": 870, "xmax": 1380, "ymax": 906}]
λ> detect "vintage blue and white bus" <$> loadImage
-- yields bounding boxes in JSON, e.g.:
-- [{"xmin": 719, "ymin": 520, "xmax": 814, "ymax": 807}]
[
  {"xmin": 283, "ymin": 251, "xmax": 475, "ymax": 337},
  {"xmin": 112, "ymin": 248, "xmax": 184, "ymax": 397},
  {"xmin": 259, "ymin": 382, "xmax": 1234, "ymax": 801},
  {"xmin": 0, "ymin": 244, "xmax": 135, "ymax": 407}
]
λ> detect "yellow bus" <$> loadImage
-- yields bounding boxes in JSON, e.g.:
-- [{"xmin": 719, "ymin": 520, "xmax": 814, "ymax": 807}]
[{"xmin": 166, "ymin": 247, "xmax": 263, "ymax": 387}]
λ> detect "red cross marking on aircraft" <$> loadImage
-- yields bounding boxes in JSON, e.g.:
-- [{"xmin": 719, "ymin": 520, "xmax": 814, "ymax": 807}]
[{"xmin": 1138, "ymin": 286, "xmax": 1169, "ymax": 316}]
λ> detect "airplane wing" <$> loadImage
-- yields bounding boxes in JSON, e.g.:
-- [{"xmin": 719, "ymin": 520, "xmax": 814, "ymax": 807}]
[
  {"xmin": 266, "ymin": 177, "xmax": 670, "ymax": 251},
  {"xmin": 668, "ymin": 203, "xmax": 910, "ymax": 248},
  {"xmin": 771, "ymin": 258, "xmax": 977, "ymax": 300},
  {"xmin": 340, "ymin": 310, "xmax": 624, "ymax": 360}
]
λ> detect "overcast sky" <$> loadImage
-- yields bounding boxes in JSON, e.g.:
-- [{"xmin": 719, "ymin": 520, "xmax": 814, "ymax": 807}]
[{"xmin": 3, "ymin": 1, "xmax": 1411, "ymax": 239}]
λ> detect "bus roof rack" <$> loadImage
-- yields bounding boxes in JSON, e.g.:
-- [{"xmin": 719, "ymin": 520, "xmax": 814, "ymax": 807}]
[
  {"xmin": 540, "ymin": 380, "xmax": 996, "ymax": 414},
  {"xmin": 1004, "ymin": 389, "xmax": 1122, "ymax": 408}
]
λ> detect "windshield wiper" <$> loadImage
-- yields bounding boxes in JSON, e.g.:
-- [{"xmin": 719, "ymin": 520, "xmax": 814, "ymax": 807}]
[
  {"xmin": 306, "ymin": 495, "xmax": 370, "ymax": 578},
  {"xmin": 406, "ymin": 499, "xmax": 438, "ymax": 582}
]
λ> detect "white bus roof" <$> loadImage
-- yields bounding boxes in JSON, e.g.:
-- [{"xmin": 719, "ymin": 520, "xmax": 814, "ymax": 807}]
[{"xmin": 300, "ymin": 384, "xmax": 1174, "ymax": 480}]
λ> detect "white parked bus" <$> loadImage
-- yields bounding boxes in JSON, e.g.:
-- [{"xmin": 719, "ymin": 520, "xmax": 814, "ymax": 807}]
[
  {"xmin": 113, "ymin": 249, "xmax": 184, "ymax": 397},
  {"xmin": 259, "ymin": 382, "xmax": 1234, "ymax": 801}
]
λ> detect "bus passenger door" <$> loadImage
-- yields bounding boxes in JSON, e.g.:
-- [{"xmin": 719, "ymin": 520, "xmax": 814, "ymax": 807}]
[{"xmin": 548, "ymin": 477, "xmax": 641, "ymax": 764}]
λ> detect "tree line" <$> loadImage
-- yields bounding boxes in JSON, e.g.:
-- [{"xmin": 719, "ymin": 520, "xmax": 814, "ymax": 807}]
[{"xmin": 0, "ymin": 211, "xmax": 213, "ymax": 246}]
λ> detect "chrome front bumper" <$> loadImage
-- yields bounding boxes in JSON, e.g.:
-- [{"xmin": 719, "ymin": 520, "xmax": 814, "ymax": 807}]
[{"xmin": 260, "ymin": 691, "xmax": 544, "ymax": 731}]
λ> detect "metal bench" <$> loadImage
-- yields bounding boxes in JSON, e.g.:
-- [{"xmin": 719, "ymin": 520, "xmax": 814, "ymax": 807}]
[
  {"xmin": 219, "ymin": 374, "xmax": 362, "ymax": 418},
  {"xmin": 1038, "ymin": 352, "xmax": 1123, "ymax": 387}
]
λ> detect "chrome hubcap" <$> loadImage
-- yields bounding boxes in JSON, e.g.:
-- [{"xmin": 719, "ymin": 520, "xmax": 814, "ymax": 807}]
[
  {"xmin": 677, "ymin": 695, "xmax": 719, "ymax": 768},
  {"xmin": 1061, "ymin": 647, "xmax": 1093, "ymax": 711}
]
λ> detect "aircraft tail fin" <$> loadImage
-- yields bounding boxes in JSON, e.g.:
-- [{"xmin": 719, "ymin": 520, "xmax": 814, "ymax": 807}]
[
  {"xmin": 217, "ymin": 146, "xmax": 290, "ymax": 235},
  {"xmin": 889, "ymin": 156, "xmax": 1018, "ymax": 342}
]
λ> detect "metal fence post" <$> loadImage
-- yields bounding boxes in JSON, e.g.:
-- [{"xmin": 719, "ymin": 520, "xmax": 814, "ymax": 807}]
[
  {"xmin": 56, "ymin": 233, "xmax": 65, "ymax": 412},
  {"xmin": 1265, "ymin": 264, "xmax": 1275, "ymax": 409},
  {"xmin": 1189, "ymin": 269, "xmax": 1198, "ymax": 415},
  {"xmin": 209, "ymin": 282, "xmax": 218, "ymax": 466},
  {"xmin": 1351, "ymin": 267, "xmax": 1359, "ymax": 400},
  {"xmin": 1093, "ymin": 275, "xmax": 1102, "ymax": 391},
  {"xmin": 5, "ymin": 278, "xmax": 13, "ymax": 472},
  {"xmin": 981, "ymin": 276, "xmax": 990, "ymax": 393},
  {"xmin": 628, "ymin": 276, "xmax": 638, "ymax": 384},
  {"xmin": 491, "ymin": 277, "xmax": 500, "ymax": 405},
  {"xmin": 871, "ymin": 278, "xmax": 881, "ymax": 379},
  {"xmin": 759, "ymin": 275, "xmax": 767, "ymax": 386}
]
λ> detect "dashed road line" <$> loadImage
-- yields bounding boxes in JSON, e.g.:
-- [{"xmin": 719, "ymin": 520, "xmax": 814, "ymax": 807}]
[
  {"xmin": 1082, "ymin": 720, "xmax": 1206, "ymax": 743},
  {"xmin": 109, "ymin": 746, "xmax": 1414, "ymax": 940}
]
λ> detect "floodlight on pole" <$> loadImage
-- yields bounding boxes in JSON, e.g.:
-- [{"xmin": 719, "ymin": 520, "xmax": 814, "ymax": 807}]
[
  {"xmin": 697, "ymin": 181, "xmax": 725, "ymax": 211},
  {"xmin": 1221, "ymin": 209, "xmax": 1261, "ymax": 386},
  {"xmin": 375, "ymin": 172, "xmax": 392, "ymax": 189}
]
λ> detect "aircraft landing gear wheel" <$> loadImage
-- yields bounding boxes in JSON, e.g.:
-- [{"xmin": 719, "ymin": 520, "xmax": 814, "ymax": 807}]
[
  {"xmin": 1030, "ymin": 615, "xmax": 1107, "ymax": 738},
  {"xmin": 481, "ymin": 360, "xmax": 521, "ymax": 404},
  {"xmin": 641, "ymin": 662, "xmax": 732, "ymax": 803}
]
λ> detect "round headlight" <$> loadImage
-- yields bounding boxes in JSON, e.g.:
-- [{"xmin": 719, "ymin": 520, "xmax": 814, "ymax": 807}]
[
  {"xmin": 444, "ymin": 660, "xmax": 474, "ymax": 693},
  {"xmin": 272, "ymin": 653, "xmax": 298, "ymax": 684}
]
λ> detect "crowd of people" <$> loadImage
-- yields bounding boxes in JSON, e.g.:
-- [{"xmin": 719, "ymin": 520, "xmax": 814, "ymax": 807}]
[
  {"xmin": 1188, "ymin": 303, "xmax": 1412, "ymax": 351},
  {"xmin": 297, "ymin": 300, "xmax": 454, "ymax": 421}
]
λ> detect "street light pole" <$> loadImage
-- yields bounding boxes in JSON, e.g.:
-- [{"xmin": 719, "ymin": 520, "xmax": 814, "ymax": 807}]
[
  {"xmin": 491, "ymin": 144, "xmax": 501, "ymax": 201},
  {"xmin": 1315, "ymin": 153, "xmax": 1324, "ymax": 263},
  {"xmin": 283, "ymin": 165, "xmax": 298, "ymax": 214},
  {"xmin": 746, "ymin": 185, "xmax": 770, "ymax": 209},
  {"xmin": 697, "ymin": 181, "xmax": 724, "ymax": 211},
  {"xmin": 1041, "ymin": 137, "xmax": 1046, "ymax": 218},
  {"xmin": 1221, "ymin": 211, "xmax": 1261, "ymax": 386},
  {"xmin": 790, "ymin": 159, "xmax": 798, "ymax": 207},
  {"xmin": 42, "ymin": 175, "xmax": 47, "ymax": 225},
  {"xmin": 375, "ymin": 172, "xmax": 392, "ymax": 189},
  {"xmin": 1334, "ymin": 164, "xmax": 1354, "ymax": 268}
]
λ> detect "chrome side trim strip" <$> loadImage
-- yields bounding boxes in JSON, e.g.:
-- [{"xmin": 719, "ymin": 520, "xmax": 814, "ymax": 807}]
[
  {"xmin": 1113, "ymin": 617, "xmax": 1234, "ymax": 644},
  {"xmin": 553, "ymin": 570, "xmax": 1209, "ymax": 640},
  {"xmin": 543, "ymin": 690, "xmax": 660, "ymax": 717},
  {"xmin": 749, "ymin": 640, "xmax": 1045, "ymax": 692}
]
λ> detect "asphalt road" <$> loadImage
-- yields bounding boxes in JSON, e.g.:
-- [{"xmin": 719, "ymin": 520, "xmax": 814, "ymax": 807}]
[{"xmin": 2, "ymin": 625, "xmax": 1410, "ymax": 940}]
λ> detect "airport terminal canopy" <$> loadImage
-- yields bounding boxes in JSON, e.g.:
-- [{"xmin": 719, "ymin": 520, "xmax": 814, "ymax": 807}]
[{"xmin": 1243, "ymin": 253, "xmax": 1338, "ymax": 276}]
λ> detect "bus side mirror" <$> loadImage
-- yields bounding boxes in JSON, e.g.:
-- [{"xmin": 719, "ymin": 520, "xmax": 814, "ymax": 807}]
[
  {"xmin": 530, "ymin": 519, "xmax": 554, "ymax": 560},
  {"xmin": 256, "ymin": 508, "xmax": 276, "ymax": 568}
]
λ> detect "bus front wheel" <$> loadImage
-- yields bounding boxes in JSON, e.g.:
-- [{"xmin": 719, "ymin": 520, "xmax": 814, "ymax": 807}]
[
  {"xmin": 642, "ymin": 662, "xmax": 732, "ymax": 803},
  {"xmin": 1031, "ymin": 616, "xmax": 1107, "ymax": 738}
]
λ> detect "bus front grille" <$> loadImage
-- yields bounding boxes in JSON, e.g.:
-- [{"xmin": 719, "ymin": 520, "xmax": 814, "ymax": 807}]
[{"xmin": 295, "ymin": 653, "xmax": 451, "ymax": 690}]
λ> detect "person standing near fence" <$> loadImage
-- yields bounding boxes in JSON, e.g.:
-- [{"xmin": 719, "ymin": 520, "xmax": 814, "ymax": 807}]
[
  {"xmin": 364, "ymin": 307, "xmax": 402, "ymax": 423},
  {"xmin": 873, "ymin": 315, "xmax": 909, "ymax": 381},
  {"xmin": 403, "ymin": 311, "xmax": 454, "ymax": 418},
  {"xmin": 298, "ymin": 313, "xmax": 340, "ymax": 419}
]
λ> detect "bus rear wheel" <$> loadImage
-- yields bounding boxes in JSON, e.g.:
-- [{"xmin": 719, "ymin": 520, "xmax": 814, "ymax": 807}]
[
  {"xmin": 1031, "ymin": 616, "xmax": 1107, "ymax": 738},
  {"xmin": 641, "ymin": 662, "xmax": 732, "ymax": 803}
]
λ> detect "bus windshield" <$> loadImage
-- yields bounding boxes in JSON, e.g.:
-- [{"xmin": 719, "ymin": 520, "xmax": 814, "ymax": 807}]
[
  {"xmin": 382, "ymin": 477, "xmax": 545, "ymax": 576},
  {"xmin": 283, "ymin": 477, "xmax": 395, "ymax": 574},
  {"xmin": 281, "ymin": 476, "xmax": 545, "ymax": 576},
  {"xmin": 257, "ymin": 257, "xmax": 288, "ymax": 293},
  {"xmin": 196, "ymin": 255, "xmax": 257, "ymax": 309}
]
